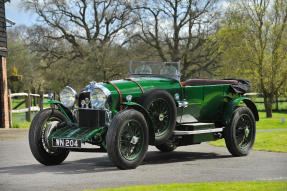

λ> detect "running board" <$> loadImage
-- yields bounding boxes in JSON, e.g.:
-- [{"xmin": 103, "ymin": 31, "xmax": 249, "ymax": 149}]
[{"xmin": 173, "ymin": 128, "xmax": 223, "ymax": 135}]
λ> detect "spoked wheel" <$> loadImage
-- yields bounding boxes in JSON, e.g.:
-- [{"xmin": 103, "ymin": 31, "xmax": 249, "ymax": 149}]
[
  {"xmin": 29, "ymin": 109, "xmax": 69, "ymax": 165},
  {"xmin": 119, "ymin": 120, "xmax": 145, "ymax": 161},
  {"xmin": 148, "ymin": 98, "xmax": 171, "ymax": 137},
  {"xmin": 139, "ymin": 89, "xmax": 176, "ymax": 144},
  {"xmin": 224, "ymin": 107, "xmax": 256, "ymax": 156},
  {"xmin": 106, "ymin": 109, "xmax": 149, "ymax": 169}
]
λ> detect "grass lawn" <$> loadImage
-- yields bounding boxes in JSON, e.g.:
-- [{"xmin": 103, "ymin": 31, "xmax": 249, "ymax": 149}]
[
  {"xmin": 86, "ymin": 181, "xmax": 287, "ymax": 191},
  {"xmin": 257, "ymin": 111, "xmax": 287, "ymax": 130},
  {"xmin": 210, "ymin": 130, "xmax": 287, "ymax": 153}
]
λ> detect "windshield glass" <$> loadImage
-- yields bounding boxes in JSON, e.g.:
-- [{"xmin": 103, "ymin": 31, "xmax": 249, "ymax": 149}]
[{"xmin": 130, "ymin": 61, "xmax": 181, "ymax": 81}]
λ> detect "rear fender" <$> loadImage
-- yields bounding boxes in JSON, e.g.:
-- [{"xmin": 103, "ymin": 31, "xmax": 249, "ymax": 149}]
[
  {"xmin": 44, "ymin": 100, "xmax": 76, "ymax": 122},
  {"xmin": 122, "ymin": 102, "xmax": 155, "ymax": 145},
  {"xmin": 224, "ymin": 97, "xmax": 259, "ymax": 125}
]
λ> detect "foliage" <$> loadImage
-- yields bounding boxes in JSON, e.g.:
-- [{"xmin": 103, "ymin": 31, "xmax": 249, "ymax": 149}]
[
  {"xmin": 216, "ymin": 0, "xmax": 287, "ymax": 117},
  {"xmin": 131, "ymin": 0, "xmax": 220, "ymax": 79},
  {"xmin": 210, "ymin": 130, "xmax": 287, "ymax": 153},
  {"xmin": 12, "ymin": 121, "xmax": 31, "ymax": 129},
  {"xmin": 86, "ymin": 181, "xmax": 287, "ymax": 191}
]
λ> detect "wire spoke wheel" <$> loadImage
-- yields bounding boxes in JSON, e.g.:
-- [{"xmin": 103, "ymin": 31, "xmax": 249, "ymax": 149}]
[
  {"xmin": 235, "ymin": 114, "xmax": 254, "ymax": 150},
  {"xmin": 224, "ymin": 106, "xmax": 256, "ymax": 157},
  {"xmin": 147, "ymin": 98, "xmax": 171, "ymax": 137},
  {"xmin": 119, "ymin": 120, "xmax": 144, "ymax": 161}
]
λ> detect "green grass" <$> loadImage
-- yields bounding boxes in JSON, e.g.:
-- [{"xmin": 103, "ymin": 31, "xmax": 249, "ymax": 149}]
[
  {"xmin": 12, "ymin": 121, "xmax": 31, "ymax": 128},
  {"xmin": 210, "ymin": 130, "xmax": 287, "ymax": 153},
  {"xmin": 85, "ymin": 181, "xmax": 287, "ymax": 191},
  {"xmin": 250, "ymin": 97, "xmax": 287, "ymax": 111},
  {"xmin": 257, "ymin": 111, "xmax": 287, "ymax": 130}
]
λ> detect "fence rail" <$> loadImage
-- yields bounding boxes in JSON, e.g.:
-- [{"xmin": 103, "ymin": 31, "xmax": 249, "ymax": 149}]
[{"xmin": 7, "ymin": 90, "xmax": 49, "ymax": 128}]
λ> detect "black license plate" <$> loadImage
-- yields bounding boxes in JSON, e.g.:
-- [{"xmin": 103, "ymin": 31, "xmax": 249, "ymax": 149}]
[{"xmin": 52, "ymin": 138, "xmax": 81, "ymax": 148}]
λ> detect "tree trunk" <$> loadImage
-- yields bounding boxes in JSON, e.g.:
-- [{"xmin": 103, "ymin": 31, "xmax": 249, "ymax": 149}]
[
  {"xmin": 275, "ymin": 95, "xmax": 279, "ymax": 111},
  {"xmin": 263, "ymin": 94, "xmax": 273, "ymax": 118}
]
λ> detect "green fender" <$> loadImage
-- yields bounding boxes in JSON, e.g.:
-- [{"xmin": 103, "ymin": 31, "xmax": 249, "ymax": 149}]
[
  {"xmin": 44, "ymin": 100, "xmax": 76, "ymax": 122},
  {"xmin": 224, "ymin": 96, "xmax": 259, "ymax": 125},
  {"xmin": 122, "ymin": 102, "xmax": 155, "ymax": 145}
]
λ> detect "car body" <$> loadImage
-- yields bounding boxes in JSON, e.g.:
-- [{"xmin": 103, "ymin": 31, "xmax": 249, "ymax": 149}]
[{"xmin": 29, "ymin": 61, "xmax": 259, "ymax": 169}]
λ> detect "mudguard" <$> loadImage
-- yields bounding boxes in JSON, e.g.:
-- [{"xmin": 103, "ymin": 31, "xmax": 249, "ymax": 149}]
[
  {"xmin": 122, "ymin": 102, "xmax": 155, "ymax": 145},
  {"xmin": 224, "ymin": 97, "xmax": 259, "ymax": 125},
  {"xmin": 44, "ymin": 100, "xmax": 76, "ymax": 122}
]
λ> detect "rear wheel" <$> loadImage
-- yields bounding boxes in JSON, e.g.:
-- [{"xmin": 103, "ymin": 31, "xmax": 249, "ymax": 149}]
[
  {"xmin": 139, "ymin": 89, "xmax": 176, "ymax": 145},
  {"xmin": 29, "ymin": 108, "xmax": 69, "ymax": 165},
  {"xmin": 106, "ymin": 109, "xmax": 149, "ymax": 169},
  {"xmin": 224, "ymin": 106, "xmax": 256, "ymax": 156}
]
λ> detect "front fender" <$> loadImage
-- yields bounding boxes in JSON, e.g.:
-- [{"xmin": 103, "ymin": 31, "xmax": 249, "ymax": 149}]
[
  {"xmin": 224, "ymin": 97, "xmax": 259, "ymax": 125},
  {"xmin": 44, "ymin": 100, "xmax": 76, "ymax": 122},
  {"xmin": 122, "ymin": 102, "xmax": 155, "ymax": 145}
]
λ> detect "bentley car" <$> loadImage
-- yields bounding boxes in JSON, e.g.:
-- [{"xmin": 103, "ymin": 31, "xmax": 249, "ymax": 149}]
[{"xmin": 29, "ymin": 61, "xmax": 259, "ymax": 169}]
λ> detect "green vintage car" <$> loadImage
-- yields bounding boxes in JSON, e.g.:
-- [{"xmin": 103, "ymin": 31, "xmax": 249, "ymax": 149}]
[{"xmin": 29, "ymin": 61, "xmax": 258, "ymax": 169}]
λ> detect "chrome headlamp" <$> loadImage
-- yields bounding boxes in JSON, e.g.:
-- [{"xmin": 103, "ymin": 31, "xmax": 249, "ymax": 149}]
[
  {"xmin": 90, "ymin": 84, "xmax": 110, "ymax": 109},
  {"xmin": 59, "ymin": 86, "xmax": 77, "ymax": 109}
]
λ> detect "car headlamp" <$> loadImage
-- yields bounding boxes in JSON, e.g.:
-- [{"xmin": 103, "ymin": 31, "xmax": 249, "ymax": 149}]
[
  {"xmin": 59, "ymin": 86, "xmax": 77, "ymax": 109},
  {"xmin": 90, "ymin": 88, "xmax": 108, "ymax": 109}
]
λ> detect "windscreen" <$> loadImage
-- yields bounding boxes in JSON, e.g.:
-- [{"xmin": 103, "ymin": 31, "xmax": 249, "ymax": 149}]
[{"xmin": 130, "ymin": 61, "xmax": 180, "ymax": 81}]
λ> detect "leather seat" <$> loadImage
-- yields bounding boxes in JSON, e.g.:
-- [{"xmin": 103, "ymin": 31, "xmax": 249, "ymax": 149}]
[{"xmin": 182, "ymin": 79, "xmax": 238, "ymax": 86}]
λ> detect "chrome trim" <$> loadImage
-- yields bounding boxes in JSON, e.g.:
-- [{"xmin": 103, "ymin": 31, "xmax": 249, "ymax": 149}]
[
  {"xmin": 177, "ymin": 100, "xmax": 188, "ymax": 108},
  {"xmin": 173, "ymin": 128, "xmax": 223, "ymax": 135},
  {"xmin": 80, "ymin": 82, "xmax": 111, "ymax": 110},
  {"xmin": 174, "ymin": 93, "xmax": 180, "ymax": 101},
  {"xmin": 60, "ymin": 86, "xmax": 78, "ymax": 109}
]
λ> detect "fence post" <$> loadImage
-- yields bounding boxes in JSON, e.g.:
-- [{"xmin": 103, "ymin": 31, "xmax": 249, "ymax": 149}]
[
  {"xmin": 39, "ymin": 91, "xmax": 43, "ymax": 111},
  {"xmin": 8, "ymin": 89, "xmax": 12, "ymax": 128},
  {"xmin": 25, "ymin": 90, "xmax": 31, "ymax": 122}
]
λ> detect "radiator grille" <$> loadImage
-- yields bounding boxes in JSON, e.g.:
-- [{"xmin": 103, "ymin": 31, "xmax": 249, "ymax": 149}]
[{"xmin": 78, "ymin": 109, "xmax": 106, "ymax": 128}]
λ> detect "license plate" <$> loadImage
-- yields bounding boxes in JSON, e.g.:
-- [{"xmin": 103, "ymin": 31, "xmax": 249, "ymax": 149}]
[{"xmin": 52, "ymin": 138, "xmax": 81, "ymax": 148}]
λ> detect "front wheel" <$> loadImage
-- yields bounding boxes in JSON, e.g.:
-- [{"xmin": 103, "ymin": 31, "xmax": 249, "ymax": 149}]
[
  {"xmin": 224, "ymin": 106, "xmax": 256, "ymax": 156},
  {"xmin": 29, "ymin": 108, "xmax": 69, "ymax": 165},
  {"xmin": 106, "ymin": 109, "xmax": 149, "ymax": 170}
]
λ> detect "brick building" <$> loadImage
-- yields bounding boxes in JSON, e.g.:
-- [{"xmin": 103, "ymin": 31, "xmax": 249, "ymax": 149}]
[{"xmin": 0, "ymin": 0, "xmax": 8, "ymax": 128}]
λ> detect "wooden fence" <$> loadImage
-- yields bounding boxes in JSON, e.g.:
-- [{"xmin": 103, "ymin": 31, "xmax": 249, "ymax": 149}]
[{"xmin": 8, "ymin": 90, "xmax": 48, "ymax": 128}]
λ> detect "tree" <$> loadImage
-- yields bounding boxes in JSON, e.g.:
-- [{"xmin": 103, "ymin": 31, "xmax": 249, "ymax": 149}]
[
  {"xmin": 7, "ymin": 26, "xmax": 44, "ymax": 93},
  {"xmin": 131, "ymin": 0, "xmax": 220, "ymax": 79},
  {"xmin": 22, "ymin": 0, "xmax": 134, "ymax": 80},
  {"xmin": 217, "ymin": 0, "xmax": 287, "ymax": 117}
]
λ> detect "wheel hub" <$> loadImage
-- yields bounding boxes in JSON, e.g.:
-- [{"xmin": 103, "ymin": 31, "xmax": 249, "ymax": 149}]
[
  {"xmin": 159, "ymin": 113, "xmax": 165, "ymax": 121},
  {"xmin": 245, "ymin": 127, "xmax": 250, "ymax": 137},
  {"xmin": 130, "ymin": 136, "xmax": 139, "ymax": 145}
]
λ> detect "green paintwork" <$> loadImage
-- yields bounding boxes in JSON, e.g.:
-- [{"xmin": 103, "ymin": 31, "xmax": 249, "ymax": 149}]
[
  {"xmin": 103, "ymin": 77, "xmax": 182, "ymax": 115},
  {"xmin": 49, "ymin": 125, "xmax": 105, "ymax": 142},
  {"xmin": 224, "ymin": 96, "xmax": 254, "ymax": 125},
  {"xmin": 44, "ymin": 100, "xmax": 72, "ymax": 122},
  {"xmin": 47, "ymin": 75, "xmax": 258, "ymax": 147}
]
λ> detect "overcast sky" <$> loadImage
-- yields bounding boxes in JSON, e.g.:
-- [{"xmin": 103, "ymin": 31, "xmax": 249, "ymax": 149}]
[{"xmin": 5, "ymin": 0, "xmax": 37, "ymax": 26}]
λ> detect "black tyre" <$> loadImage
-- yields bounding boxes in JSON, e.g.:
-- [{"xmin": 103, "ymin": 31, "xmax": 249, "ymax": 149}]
[
  {"xmin": 139, "ymin": 89, "xmax": 177, "ymax": 144},
  {"xmin": 29, "ymin": 108, "xmax": 69, "ymax": 165},
  {"xmin": 224, "ymin": 106, "xmax": 256, "ymax": 156},
  {"xmin": 106, "ymin": 109, "xmax": 149, "ymax": 170},
  {"xmin": 156, "ymin": 137, "xmax": 177, "ymax": 152}
]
